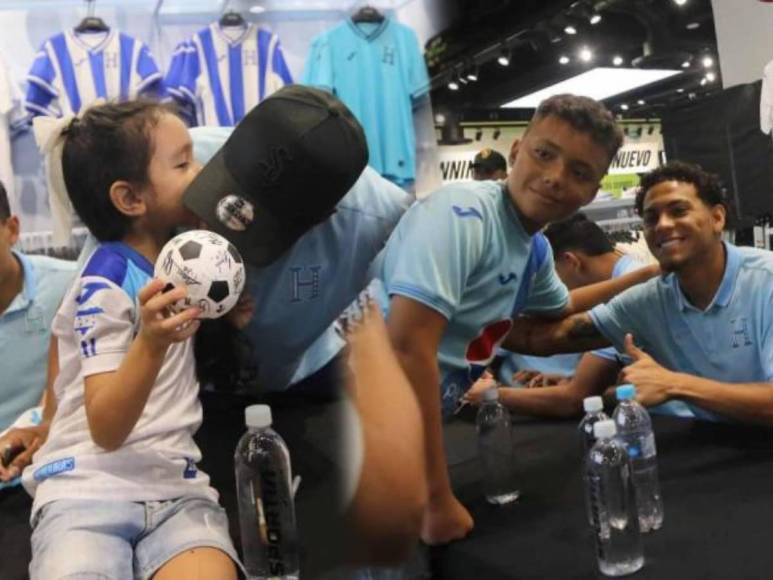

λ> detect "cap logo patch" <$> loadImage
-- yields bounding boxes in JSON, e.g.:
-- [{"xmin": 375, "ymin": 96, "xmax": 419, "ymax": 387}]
[
  {"xmin": 258, "ymin": 146, "xmax": 293, "ymax": 186},
  {"xmin": 216, "ymin": 195, "xmax": 254, "ymax": 231}
]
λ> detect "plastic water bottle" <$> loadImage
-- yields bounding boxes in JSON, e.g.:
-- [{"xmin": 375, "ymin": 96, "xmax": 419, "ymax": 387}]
[
  {"xmin": 587, "ymin": 419, "xmax": 644, "ymax": 577},
  {"xmin": 613, "ymin": 385, "xmax": 664, "ymax": 533},
  {"xmin": 579, "ymin": 396, "xmax": 609, "ymax": 525},
  {"xmin": 235, "ymin": 405, "xmax": 299, "ymax": 580},
  {"xmin": 476, "ymin": 388, "xmax": 520, "ymax": 505}
]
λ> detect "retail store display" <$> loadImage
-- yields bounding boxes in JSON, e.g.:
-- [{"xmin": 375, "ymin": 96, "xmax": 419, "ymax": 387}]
[
  {"xmin": 302, "ymin": 13, "xmax": 429, "ymax": 187},
  {"xmin": 165, "ymin": 18, "xmax": 293, "ymax": 127}
]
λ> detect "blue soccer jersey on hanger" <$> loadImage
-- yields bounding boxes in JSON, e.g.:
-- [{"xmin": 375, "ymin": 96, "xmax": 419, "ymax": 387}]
[
  {"xmin": 25, "ymin": 29, "xmax": 163, "ymax": 118},
  {"xmin": 302, "ymin": 17, "xmax": 430, "ymax": 187},
  {"xmin": 165, "ymin": 23, "xmax": 293, "ymax": 127}
]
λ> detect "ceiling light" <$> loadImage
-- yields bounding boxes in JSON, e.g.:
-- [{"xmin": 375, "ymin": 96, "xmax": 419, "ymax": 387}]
[
  {"xmin": 682, "ymin": 60, "xmax": 691, "ymax": 68},
  {"xmin": 448, "ymin": 78, "xmax": 460, "ymax": 90},
  {"xmin": 590, "ymin": 13, "xmax": 602, "ymax": 25},
  {"xmin": 502, "ymin": 67, "xmax": 682, "ymax": 108},
  {"xmin": 620, "ymin": 104, "xmax": 629, "ymax": 111},
  {"xmin": 559, "ymin": 55, "xmax": 570, "ymax": 65},
  {"xmin": 613, "ymin": 55, "xmax": 624, "ymax": 66},
  {"xmin": 702, "ymin": 56, "xmax": 713, "ymax": 68},
  {"xmin": 578, "ymin": 47, "xmax": 593, "ymax": 62},
  {"xmin": 686, "ymin": 22, "xmax": 700, "ymax": 30},
  {"xmin": 700, "ymin": 78, "xmax": 707, "ymax": 86},
  {"xmin": 434, "ymin": 113, "xmax": 446, "ymax": 125},
  {"xmin": 674, "ymin": 0, "xmax": 687, "ymax": 5},
  {"xmin": 249, "ymin": 5, "xmax": 266, "ymax": 13},
  {"xmin": 498, "ymin": 46, "xmax": 511, "ymax": 67},
  {"xmin": 637, "ymin": 99, "xmax": 646, "ymax": 105},
  {"xmin": 564, "ymin": 25, "xmax": 578, "ymax": 35},
  {"xmin": 677, "ymin": 88, "xmax": 685, "ymax": 93},
  {"xmin": 706, "ymin": 72, "xmax": 716, "ymax": 82},
  {"xmin": 466, "ymin": 65, "xmax": 479, "ymax": 82}
]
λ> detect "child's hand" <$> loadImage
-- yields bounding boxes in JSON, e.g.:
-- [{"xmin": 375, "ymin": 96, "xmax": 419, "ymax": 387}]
[{"xmin": 138, "ymin": 279, "xmax": 201, "ymax": 348}]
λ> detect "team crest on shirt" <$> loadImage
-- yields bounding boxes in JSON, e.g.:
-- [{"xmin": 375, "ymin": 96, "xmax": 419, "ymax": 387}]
[
  {"xmin": 730, "ymin": 317, "xmax": 753, "ymax": 348},
  {"xmin": 183, "ymin": 457, "xmax": 198, "ymax": 479}
]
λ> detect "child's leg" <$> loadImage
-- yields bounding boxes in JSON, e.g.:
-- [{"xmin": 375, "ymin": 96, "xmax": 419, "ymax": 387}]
[
  {"xmin": 29, "ymin": 499, "xmax": 140, "ymax": 579},
  {"xmin": 135, "ymin": 496, "xmax": 242, "ymax": 580},
  {"xmin": 152, "ymin": 547, "xmax": 237, "ymax": 580}
]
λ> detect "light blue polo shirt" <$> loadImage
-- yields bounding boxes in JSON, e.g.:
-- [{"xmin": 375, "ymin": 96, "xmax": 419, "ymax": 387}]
[
  {"xmin": 378, "ymin": 180, "xmax": 569, "ymax": 417},
  {"xmin": 589, "ymin": 242, "xmax": 773, "ymax": 421},
  {"xmin": 0, "ymin": 251, "xmax": 75, "ymax": 431},
  {"xmin": 191, "ymin": 127, "xmax": 412, "ymax": 390}
]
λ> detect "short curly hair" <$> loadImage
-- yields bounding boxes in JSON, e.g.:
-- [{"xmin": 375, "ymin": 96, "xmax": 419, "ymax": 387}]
[
  {"xmin": 635, "ymin": 161, "xmax": 728, "ymax": 216},
  {"xmin": 531, "ymin": 94, "xmax": 624, "ymax": 162}
]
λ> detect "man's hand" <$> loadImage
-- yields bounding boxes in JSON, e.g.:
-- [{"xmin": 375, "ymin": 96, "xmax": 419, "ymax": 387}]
[
  {"xmin": 0, "ymin": 425, "xmax": 47, "ymax": 481},
  {"xmin": 620, "ymin": 334, "xmax": 677, "ymax": 407},
  {"xmin": 421, "ymin": 492, "xmax": 474, "ymax": 545},
  {"xmin": 138, "ymin": 279, "xmax": 201, "ymax": 349},
  {"xmin": 463, "ymin": 372, "xmax": 497, "ymax": 406}
]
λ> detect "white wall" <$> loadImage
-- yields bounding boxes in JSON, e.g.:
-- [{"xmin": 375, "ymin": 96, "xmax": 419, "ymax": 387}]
[{"xmin": 711, "ymin": 0, "xmax": 773, "ymax": 88}]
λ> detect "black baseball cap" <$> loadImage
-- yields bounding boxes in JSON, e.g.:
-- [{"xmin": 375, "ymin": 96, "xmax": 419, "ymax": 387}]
[
  {"xmin": 183, "ymin": 85, "xmax": 369, "ymax": 266},
  {"xmin": 471, "ymin": 148, "xmax": 507, "ymax": 174}
]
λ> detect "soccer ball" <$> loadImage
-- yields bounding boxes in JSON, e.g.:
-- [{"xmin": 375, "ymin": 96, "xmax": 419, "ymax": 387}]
[{"xmin": 154, "ymin": 230, "xmax": 246, "ymax": 319}]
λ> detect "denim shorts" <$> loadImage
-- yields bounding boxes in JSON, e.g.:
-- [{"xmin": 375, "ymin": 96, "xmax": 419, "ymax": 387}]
[{"xmin": 29, "ymin": 496, "xmax": 243, "ymax": 580}]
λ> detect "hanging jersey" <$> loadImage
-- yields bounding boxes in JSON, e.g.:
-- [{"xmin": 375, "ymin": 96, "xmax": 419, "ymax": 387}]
[
  {"xmin": 165, "ymin": 23, "xmax": 293, "ymax": 127},
  {"xmin": 0, "ymin": 52, "xmax": 25, "ymax": 208},
  {"xmin": 24, "ymin": 29, "xmax": 163, "ymax": 118},
  {"xmin": 302, "ymin": 18, "xmax": 430, "ymax": 186}
]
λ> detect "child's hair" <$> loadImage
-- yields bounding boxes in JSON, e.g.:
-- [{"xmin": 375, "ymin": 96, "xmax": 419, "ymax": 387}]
[
  {"xmin": 61, "ymin": 99, "xmax": 179, "ymax": 242},
  {"xmin": 531, "ymin": 94, "xmax": 624, "ymax": 162},
  {"xmin": 0, "ymin": 180, "xmax": 9, "ymax": 220},
  {"xmin": 544, "ymin": 213, "xmax": 614, "ymax": 257}
]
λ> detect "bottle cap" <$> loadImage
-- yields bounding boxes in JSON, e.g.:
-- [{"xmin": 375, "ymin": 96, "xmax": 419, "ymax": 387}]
[
  {"xmin": 482, "ymin": 387, "xmax": 499, "ymax": 402},
  {"xmin": 594, "ymin": 419, "xmax": 617, "ymax": 439},
  {"xmin": 583, "ymin": 396, "xmax": 603, "ymax": 413},
  {"xmin": 616, "ymin": 384, "xmax": 637, "ymax": 401},
  {"xmin": 245, "ymin": 405, "xmax": 272, "ymax": 428}
]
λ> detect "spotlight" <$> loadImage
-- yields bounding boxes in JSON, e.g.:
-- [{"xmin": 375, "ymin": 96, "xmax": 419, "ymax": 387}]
[
  {"xmin": 702, "ymin": 56, "xmax": 713, "ymax": 68},
  {"xmin": 497, "ymin": 46, "xmax": 511, "ymax": 67},
  {"xmin": 620, "ymin": 103, "xmax": 629, "ymax": 111},
  {"xmin": 706, "ymin": 72, "xmax": 716, "ymax": 82},
  {"xmin": 559, "ymin": 55, "xmax": 570, "ymax": 65},
  {"xmin": 578, "ymin": 47, "xmax": 593, "ymax": 62},
  {"xmin": 564, "ymin": 25, "xmax": 578, "ymax": 35},
  {"xmin": 674, "ymin": 0, "xmax": 687, "ymax": 5},
  {"xmin": 677, "ymin": 88, "xmax": 685, "ymax": 93},
  {"xmin": 589, "ymin": 13, "xmax": 602, "ymax": 25},
  {"xmin": 466, "ymin": 65, "xmax": 479, "ymax": 82},
  {"xmin": 448, "ymin": 73, "xmax": 460, "ymax": 90},
  {"xmin": 686, "ymin": 22, "xmax": 700, "ymax": 30},
  {"xmin": 613, "ymin": 55, "xmax": 624, "ymax": 66},
  {"xmin": 637, "ymin": 99, "xmax": 646, "ymax": 105},
  {"xmin": 434, "ymin": 113, "xmax": 446, "ymax": 125},
  {"xmin": 700, "ymin": 78, "xmax": 707, "ymax": 86},
  {"xmin": 682, "ymin": 60, "xmax": 691, "ymax": 68}
]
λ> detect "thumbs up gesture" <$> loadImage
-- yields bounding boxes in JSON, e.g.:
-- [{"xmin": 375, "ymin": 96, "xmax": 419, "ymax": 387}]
[{"xmin": 619, "ymin": 334, "xmax": 677, "ymax": 407}]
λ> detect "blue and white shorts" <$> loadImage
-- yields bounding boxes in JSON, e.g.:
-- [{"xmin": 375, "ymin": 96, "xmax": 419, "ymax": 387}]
[{"xmin": 29, "ymin": 496, "xmax": 243, "ymax": 579}]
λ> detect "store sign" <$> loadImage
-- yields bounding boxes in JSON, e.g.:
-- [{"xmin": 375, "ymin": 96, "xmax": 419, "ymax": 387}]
[{"xmin": 607, "ymin": 142, "xmax": 660, "ymax": 175}]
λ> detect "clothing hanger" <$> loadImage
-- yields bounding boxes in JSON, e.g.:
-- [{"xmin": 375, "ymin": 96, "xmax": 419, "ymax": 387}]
[
  {"xmin": 219, "ymin": 0, "xmax": 246, "ymax": 28},
  {"xmin": 352, "ymin": 4, "xmax": 384, "ymax": 23},
  {"xmin": 75, "ymin": 0, "xmax": 109, "ymax": 33}
]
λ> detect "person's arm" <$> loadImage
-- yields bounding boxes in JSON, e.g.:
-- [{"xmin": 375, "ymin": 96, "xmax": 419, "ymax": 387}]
[
  {"xmin": 563, "ymin": 263, "xmax": 659, "ymax": 315},
  {"xmin": 622, "ymin": 334, "xmax": 773, "ymax": 427},
  {"xmin": 386, "ymin": 295, "xmax": 473, "ymax": 545},
  {"xmin": 345, "ymin": 305, "xmax": 427, "ymax": 564},
  {"xmin": 84, "ymin": 280, "xmax": 200, "ymax": 451},
  {"xmin": 502, "ymin": 312, "xmax": 611, "ymax": 356},
  {"xmin": 464, "ymin": 353, "xmax": 619, "ymax": 418}
]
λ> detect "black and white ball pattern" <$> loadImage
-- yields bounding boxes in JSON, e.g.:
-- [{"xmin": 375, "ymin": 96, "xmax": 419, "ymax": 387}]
[{"xmin": 154, "ymin": 230, "xmax": 246, "ymax": 319}]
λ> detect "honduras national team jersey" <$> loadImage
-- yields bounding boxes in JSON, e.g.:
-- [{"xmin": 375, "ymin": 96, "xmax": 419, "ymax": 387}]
[
  {"xmin": 23, "ymin": 242, "xmax": 216, "ymax": 517},
  {"xmin": 302, "ymin": 18, "xmax": 430, "ymax": 186},
  {"xmin": 378, "ymin": 181, "xmax": 570, "ymax": 418},
  {"xmin": 25, "ymin": 29, "xmax": 163, "ymax": 118},
  {"xmin": 165, "ymin": 23, "xmax": 293, "ymax": 127}
]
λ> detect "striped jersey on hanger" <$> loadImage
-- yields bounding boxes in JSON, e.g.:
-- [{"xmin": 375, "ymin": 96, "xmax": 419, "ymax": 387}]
[
  {"xmin": 24, "ymin": 29, "xmax": 163, "ymax": 118},
  {"xmin": 165, "ymin": 23, "xmax": 293, "ymax": 127}
]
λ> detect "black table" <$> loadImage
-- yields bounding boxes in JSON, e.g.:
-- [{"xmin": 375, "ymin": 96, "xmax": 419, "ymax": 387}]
[{"xmin": 431, "ymin": 412, "xmax": 773, "ymax": 580}]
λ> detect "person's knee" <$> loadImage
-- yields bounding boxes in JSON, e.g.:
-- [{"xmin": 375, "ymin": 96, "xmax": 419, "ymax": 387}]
[{"xmin": 152, "ymin": 547, "xmax": 238, "ymax": 580}]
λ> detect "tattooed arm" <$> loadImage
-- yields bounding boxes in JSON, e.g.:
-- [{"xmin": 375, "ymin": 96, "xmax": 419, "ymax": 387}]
[{"xmin": 501, "ymin": 312, "xmax": 611, "ymax": 356}]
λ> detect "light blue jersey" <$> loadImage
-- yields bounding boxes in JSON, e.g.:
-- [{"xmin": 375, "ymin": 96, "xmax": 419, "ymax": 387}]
[
  {"xmin": 590, "ymin": 242, "xmax": 773, "ymax": 421},
  {"xmin": 166, "ymin": 23, "xmax": 293, "ymax": 127},
  {"xmin": 378, "ymin": 180, "xmax": 570, "ymax": 417},
  {"xmin": 0, "ymin": 252, "xmax": 75, "ymax": 431},
  {"xmin": 301, "ymin": 18, "xmax": 429, "ymax": 186},
  {"xmin": 25, "ymin": 29, "xmax": 162, "ymax": 118},
  {"xmin": 191, "ymin": 127, "xmax": 412, "ymax": 389}
]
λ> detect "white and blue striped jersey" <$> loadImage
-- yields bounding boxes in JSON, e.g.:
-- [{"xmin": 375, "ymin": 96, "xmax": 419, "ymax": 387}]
[
  {"xmin": 24, "ymin": 29, "xmax": 163, "ymax": 118},
  {"xmin": 165, "ymin": 23, "xmax": 293, "ymax": 127}
]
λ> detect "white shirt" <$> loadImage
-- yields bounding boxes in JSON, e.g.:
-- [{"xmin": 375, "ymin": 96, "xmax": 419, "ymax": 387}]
[{"xmin": 761, "ymin": 59, "xmax": 773, "ymax": 135}]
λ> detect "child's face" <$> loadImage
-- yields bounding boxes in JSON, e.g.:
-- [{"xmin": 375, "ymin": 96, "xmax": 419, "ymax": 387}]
[
  {"xmin": 141, "ymin": 113, "xmax": 202, "ymax": 234},
  {"xmin": 507, "ymin": 115, "xmax": 610, "ymax": 230}
]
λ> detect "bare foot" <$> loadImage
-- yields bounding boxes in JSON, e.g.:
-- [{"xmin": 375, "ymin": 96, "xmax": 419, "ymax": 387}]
[{"xmin": 421, "ymin": 493, "xmax": 474, "ymax": 545}]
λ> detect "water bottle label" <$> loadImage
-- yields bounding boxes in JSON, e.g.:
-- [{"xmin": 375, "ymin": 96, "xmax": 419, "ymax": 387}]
[
  {"xmin": 256, "ymin": 463, "xmax": 291, "ymax": 575},
  {"xmin": 626, "ymin": 444, "xmax": 641, "ymax": 459}
]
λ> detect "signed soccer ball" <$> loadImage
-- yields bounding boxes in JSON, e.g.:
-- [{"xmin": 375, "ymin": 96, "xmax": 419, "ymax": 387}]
[{"xmin": 154, "ymin": 230, "xmax": 246, "ymax": 319}]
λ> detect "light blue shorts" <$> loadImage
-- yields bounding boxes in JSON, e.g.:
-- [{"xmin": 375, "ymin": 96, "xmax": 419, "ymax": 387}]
[{"xmin": 29, "ymin": 496, "xmax": 243, "ymax": 580}]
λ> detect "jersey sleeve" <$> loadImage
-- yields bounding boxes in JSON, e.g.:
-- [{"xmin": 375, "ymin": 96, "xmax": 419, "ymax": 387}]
[
  {"xmin": 381, "ymin": 192, "xmax": 486, "ymax": 320},
  {"xmin": 522, "ymin": 243, "xmax": 570, "ymax": 315},
  {"xmin": 402, "ymin": 27, "xmax": 429, "ymax": 102},
  {"xmin": 71, "ymin": 275, "xmax": 137, "ymax": 378},
  {"xmin": 270, "ymin": 36, "xmax": 294, "ymax": 86},
  {"xmin": 134, "ymin": 43, "xmax": 164, "ymax": 98},
  {"xmin": 301, "ymin": 34, "xmax": 334, "ymax": 92},
  {"xmin": 25, "ymin": 43, "xmax": 59, "ymax": 117},
  {"xmin": 588, "ymin": 282, "xmax": 652, "ymax": 355}
]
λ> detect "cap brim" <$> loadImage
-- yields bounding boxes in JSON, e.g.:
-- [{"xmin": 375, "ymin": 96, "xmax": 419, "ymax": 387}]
[{"xmin": 183, "ymin": 147, "xmax": 303, "ymax": 267}]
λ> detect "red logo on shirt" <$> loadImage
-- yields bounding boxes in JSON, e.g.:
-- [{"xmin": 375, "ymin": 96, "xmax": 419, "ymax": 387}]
[{"xmin": 465, "ymin": 319, "xmax": 513, "ymax": 363}]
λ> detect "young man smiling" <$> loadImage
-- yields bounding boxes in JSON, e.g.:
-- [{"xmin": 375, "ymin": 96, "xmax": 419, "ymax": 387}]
[
  {"xmin": 378, "ymin": 94, "xmax": 655, "ymax": 544},
  {"xmin": 504, "ymin": 160, "xmax": 773, "ymax": 425}
]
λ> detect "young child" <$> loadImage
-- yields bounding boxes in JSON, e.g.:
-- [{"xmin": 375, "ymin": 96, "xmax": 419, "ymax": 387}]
[{"xmin": 23, "ymin": 100, "xmax": 240, "ymax": 579}]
